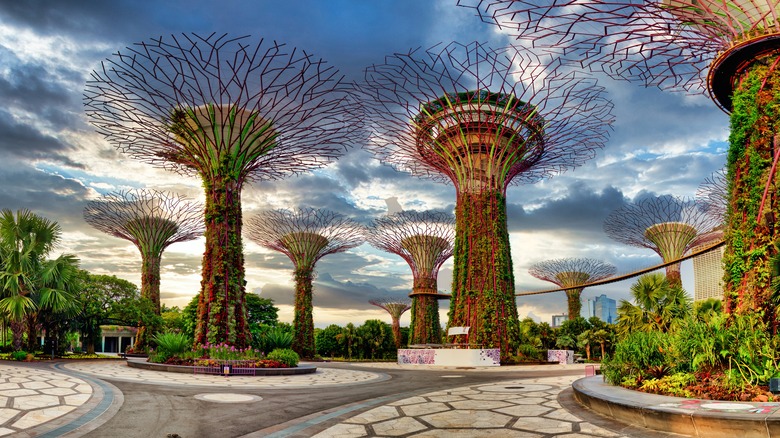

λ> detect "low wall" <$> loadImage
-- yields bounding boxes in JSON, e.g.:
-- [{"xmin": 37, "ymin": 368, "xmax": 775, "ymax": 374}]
[
  {"xmin": 397, "ymin": 348, "xmax": 500, "ymax": 366},
  {"xmin": 127, "ymin": 359, "xmax": 317, "ymax": 376}
]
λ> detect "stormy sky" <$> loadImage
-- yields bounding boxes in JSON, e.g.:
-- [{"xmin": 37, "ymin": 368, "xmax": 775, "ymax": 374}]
[{"xmin": 0, "ymin": 0, "xmax": 728, "ymax": 327}]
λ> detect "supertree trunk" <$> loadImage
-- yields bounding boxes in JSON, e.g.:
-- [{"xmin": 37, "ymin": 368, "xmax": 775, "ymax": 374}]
[
  {"xmin": 292, "ymin": 266, "xmax": 316, "ymax": 358},
  {"xmin": 410, "ymin": 277, "xmax": 442, "ymax": 345},
  {"xmin": 449, "ymin": 190, "xmax": 519, "ymax": 358},
  {"xmin": 141, "ymin": 251, "xmax": 163, "ymax": 314},
  {"xmin": 665, "ymin": 263, "xmax": 683, "ymax": 289},
  {"xmin": 723, "ymin": 54, "xmax": 780, "ymax": 318},
  {"xmin": 195, "ymin": 173, "xmax": 249, "ymax": 348},
  {"xmin": 390, "ymin": 316, "xmax": 402, "ymax": 349},
  {"xmin": 565, "ymin": 287, "xmax": 585, "ymax": 319}
]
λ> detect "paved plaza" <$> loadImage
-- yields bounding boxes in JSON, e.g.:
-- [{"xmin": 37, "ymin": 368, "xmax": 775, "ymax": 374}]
[{"xmin": 0, "ymin": 359, "xmax": 682, "ymax": 438}]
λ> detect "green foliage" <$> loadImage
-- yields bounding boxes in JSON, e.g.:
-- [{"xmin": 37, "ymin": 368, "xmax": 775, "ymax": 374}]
[
  {"xmin": 153, "ymin": 332, "xmax": 192, "ymax": 356},
  {"xmin": 315, "ymin": 324, "xmax": 344, "ymax": 357},
  {"xmin": 11, "ymin": 350, "xmax": 28, "ymax": 361},
  {"xmin": 516, "ymin": 343, "xmax": 543, "ymax": 361},
  {"xmin": 267, "ymin": 348, "xmax": 300, "ymax": 367},
  {"xmin": 601, "ymin": 330, "xmax": 673, "ymax": 385},
  {"xmin": 616, "ymin": 273, "xmax": 691, "ymax": 337},
  {"xmin": 245, "ymin": 294, "xmax": 279, "ymax": 326},
  {"xmin": 261, "ymin": 326, "xmax": 293, "ymax": 353},
  {"xmin": 357, "ymin": 319, "xmax": 394, "ymax": 360}
]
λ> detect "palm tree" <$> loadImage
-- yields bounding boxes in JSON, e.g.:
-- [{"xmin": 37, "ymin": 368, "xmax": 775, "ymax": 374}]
[
  {"xmin": 0, "ymin": 209, "xmax": 80, "ymax": 351},
  {"xmin": 694, "ymin": 298, "xmax": 723, "ymax": 323},
  {"xmin": 617, "ymin": 273, "xmax": 691, "ymax": 337}
]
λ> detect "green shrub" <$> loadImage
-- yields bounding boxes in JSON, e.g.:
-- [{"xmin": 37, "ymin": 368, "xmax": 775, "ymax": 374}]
[
  {"xmin": 267, "ymin": 348, "xmax": 299, "ymax": 367},
  {"xmin": 602, "ymin": 330, "xmax": 673, "ymax": 385},
  {"xmin": 153, "ymin": 332, "xmax": 192, "ymax": 357},
  {"xmin": 263, "ymin": 328, "xmax": 293, "ymax": 353},
  {"xmin": 11, "ymin": 351, "xmax": 28, "ymax": 361}
]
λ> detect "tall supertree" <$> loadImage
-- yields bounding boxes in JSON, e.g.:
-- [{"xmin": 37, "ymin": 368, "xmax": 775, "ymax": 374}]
[
  {"xmin": 245, "ymin": 208, "xmax": 363, "ymax": 358},
  {"xmin": 604, "ymin": 196, "xmax": 720, "ymax": 287},
  {"xmin": 84, "ymin": 34, "xmax": 359, "ymax": 348},
  {"xmin": 366, "ymin": 211, "xmax": 455, "ymax": 345},
  {"xmin": 463, "ymin": 0, "xmax": 780, "ymax": 316},
  {"xmin": 356, "ymin": 42, "xmax": 614, "ymax": 360},
  {"xmin": 83, "ymin": 189, "xmax": 203, "ymax": 349},
  {"xmin": 528, "ymin": 258, "xmax": 616, "ymax": 319},
  {"xmin": 369, "ymin": 298, "xmax": 412, "ymax": 349}
]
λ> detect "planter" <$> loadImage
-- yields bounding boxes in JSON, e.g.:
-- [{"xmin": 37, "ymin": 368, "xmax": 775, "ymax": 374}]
[{"xmin": 127, "ymin": 359, "xmax": 317, "ymax": 376}]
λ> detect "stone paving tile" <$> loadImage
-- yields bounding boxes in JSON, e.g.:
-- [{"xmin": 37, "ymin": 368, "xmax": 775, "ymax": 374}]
[
  {"xmin": 311, "ymin": 374, "xmax": 645, "ymax": 437},
  {"xmin": 63, "ymin": 361, "xmax": 385, "ymax": 388},
  {"xmin": 0, "ymin": 363, "xmax": 94, "ymax": 436}
]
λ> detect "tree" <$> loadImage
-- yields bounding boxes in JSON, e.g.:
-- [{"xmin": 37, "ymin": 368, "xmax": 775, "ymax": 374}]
[
  {"xmin": 617, "ymin": 273, "xmax": 692, "ymax": 336},
  {"xmin": 528, "ymin": 258, "xmax": 615, "ymax": 319},
  {"xmin": 0, "ymin": 209, "xmax": 80, "ymax": 351},
  {"xmin": 245, "ymin": 208, "xmax": 363, "ymax": 358},
  {"xmin": 245, "ymin": 294, "xmax": 279, "ymax": 327},
  {"xmin": 369, "ymin": 298, "xmax": 411, "ymax": 349},
  {"xmin": 356, "ymin": 41, "xmax": 613, "ymax": 362},
  {"xmin": 357, "ymin": 319, "xmax": 394, "ymax": 360},
  {"xmin": 83, "ymin": 189, "xmax": 203, "ymax": 349},
  {"xmin": 73, "ymin": 271, "xmax": 140, "ymax": 354},
  {"xmin": 315, "ymin": 324, "xmax": 343, "ymax": 358}
]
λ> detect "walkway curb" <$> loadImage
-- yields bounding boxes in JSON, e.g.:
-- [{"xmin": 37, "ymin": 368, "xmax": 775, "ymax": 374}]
[{"xmin": 573, "ymin": 376, "xmax": 780, "ymax": 437}]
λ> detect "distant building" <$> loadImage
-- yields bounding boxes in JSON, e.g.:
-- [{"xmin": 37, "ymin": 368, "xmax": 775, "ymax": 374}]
[
  {"xmin": 583, "ymin": 299, "xmax": 595, "ymax": 319},
  {"xmin": 592, "ymin": 294, "xmax": 618, "ymax": 324},
  {"xmin": 551, "ymin": 314, "xmax": 568, "ymax": 328},
  {"xmin": 692, "ymin": 230, "xmax": 725, "ymax": 302}
]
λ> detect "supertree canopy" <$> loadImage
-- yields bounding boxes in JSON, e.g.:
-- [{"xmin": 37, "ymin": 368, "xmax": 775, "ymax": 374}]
[
  {"xmin": 366, "ymin": 211, "xmax": 455, "ymax": 345},
  {"xmin": 83, "ymin": 189, "xmax": 203, "ymax": 349},
  {"xmin": 84, "ymin": 34, "xmax": 359, "ymax": 348},
  {"xmin": 528, "ymin": 258, "xmax": 616, "ymax": 319},
  {"xmin": 245, "ymin": 208, "xmax": 363, "ymax": 358},
  {"xmin": 604, "ymin": 196, "xmax": 720, "ymax": 287},
  {"xmin": 463, "ymin": 0, "xmax": 780, "ymax": 317},
  {"xmin": 369, "ymin": 298, "xmax": 412, "ymax": 349},
  {"xmin": 357, "ymin": 41, "xmax": 614, "ymax": 360},
  {"xmin": 697, "ymin": 168, "xmax": 728, "ymax": 224}
]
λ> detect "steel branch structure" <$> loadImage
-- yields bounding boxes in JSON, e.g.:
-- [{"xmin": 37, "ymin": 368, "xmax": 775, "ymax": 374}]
[
  {"xmin": 604, "ymin": 196, "xmax": 720, "ymax": 287},
  {"xmin": 696, "ymin": 168, "xmax": 728, "ymax": 224},
  {"xmin": 366, "ymin": 211, "xmax": 455, "ymax": 345},
  {"xmin": 245, "ymin": 208, "xmax": 364, "ymax": 358},
  {"xmin": 83, "ymin": 189, "xmax": 203, "ymax": 349},
  {"xmin": 356, "ymin": 41, "xmax": 614, "ymax": 360},
  {"xmin": 369, "ymin": 298, "xmax": 412, "ymax": 349},
  {"xmin": 84, "ymin": 33, "xmax": 359, "ymax": 348},
  {"xmin": 464, "ymin": 0, "xmax": 780, "ymax": 317},
  {"xmin": 528, "ymin": 258, "xmax": 616, "ymax": 319}
]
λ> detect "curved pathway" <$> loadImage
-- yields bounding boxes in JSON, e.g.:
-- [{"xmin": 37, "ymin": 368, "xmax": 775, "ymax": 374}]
[{"xmin": 1, "ymin": 360, "xmax": 681, "ymax": 437}]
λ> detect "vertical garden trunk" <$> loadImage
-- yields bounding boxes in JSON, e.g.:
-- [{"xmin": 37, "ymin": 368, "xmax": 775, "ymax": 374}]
[
  {"xmin": 449, "ymin": 190, "xmax": 520, "ymax": 361},
  {"xmin": 566, "ymin": 287, "xmax": 584, "ymax": 320},
  {"xmin": 134, "ymin": 251, "xmax": 163, "ymax": 351},
  {"xmin": 390, "ymin": 317, "xmax": 402, "ymax": 349},
  {"xmin": 292, "ymin": 266, "xmax": 315, "ymax": 358},
  {"xmin": 410, "ymin": 277, "xmax": 442, "ymax": 345},
  {"xmin": 194, "ymin": 174, "xmax": 249, "ymax": 348},
  {"xmin": 665, "ymin": 263, "xmax": 683, "ymax": 289},
  {"xmin": 723, "ymin": 54, "xmax": 780, "ymax": 321}
]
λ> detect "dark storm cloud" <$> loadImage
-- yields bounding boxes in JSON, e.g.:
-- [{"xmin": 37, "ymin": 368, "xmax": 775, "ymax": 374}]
[
  {"xmin": 0, "ymin": 112, "xmax": 81, "ymax": 164},
  {"xmin": 508, "ymin": 183, "xmax": 627, "ymax": 236},
  {"xmin": 0, "ymin": 162, "xmax": 90, "ymax": 224}
]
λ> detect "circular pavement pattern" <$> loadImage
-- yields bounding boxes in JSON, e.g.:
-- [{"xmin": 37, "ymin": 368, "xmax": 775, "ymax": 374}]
[
  {"xmin": 63, "ymin": 361, "xmax": 386, "ymax": 388},
  {"xmin": 194, "ymin": 393, "xmax": 262, "ymax": 403}
]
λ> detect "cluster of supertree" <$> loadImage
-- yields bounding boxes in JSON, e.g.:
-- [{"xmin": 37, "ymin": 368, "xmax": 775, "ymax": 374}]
[
  {"xmin": 85, "ymin": 34, "xmax": 360, "ymax": 348},
  {"xmin": 463, "ymin": 0, "xmax": 780, "ymax": 318},
  {"xmin": 528, "ymin": 258, "xmax": 616, "ymax": 319}
]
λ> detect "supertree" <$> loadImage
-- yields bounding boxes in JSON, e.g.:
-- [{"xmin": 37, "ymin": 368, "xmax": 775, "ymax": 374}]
[
  {"xmin": 356, "ymin": 41, "xmax": 614, "ymax": 360},
  {"xmin": 604, "ymin": 196, "xmax": 720, "ymax": 287},
  {"xmin": 84, "ymin": 34, "xmax": 359, "ymax": 348},
  {"xmin": 528, "ymin": 258, "xmax": 616, "ymax": 319},
  {"xmin": 245, "ymin": 208, "xmax": 363, "ymax": 358},
  {"xmin": 369, "ymin": 298, "xmax": 412, "ymax": 349},
  {"xmin": 366, "ymin": 211, "xmax": 455, "ymax": 345},
  {"xmin": 83, "ymin": 189, "xmax": 203, "ymax": 349},
  {"xmin": 462, "ymin": 0, "xmax": 780, "ymax": 315}
]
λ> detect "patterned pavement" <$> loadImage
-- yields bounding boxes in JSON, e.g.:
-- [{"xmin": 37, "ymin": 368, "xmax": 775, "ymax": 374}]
[{"xmin": 309, "ymin": 374, "xmax": 623, "ymax": 438}]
